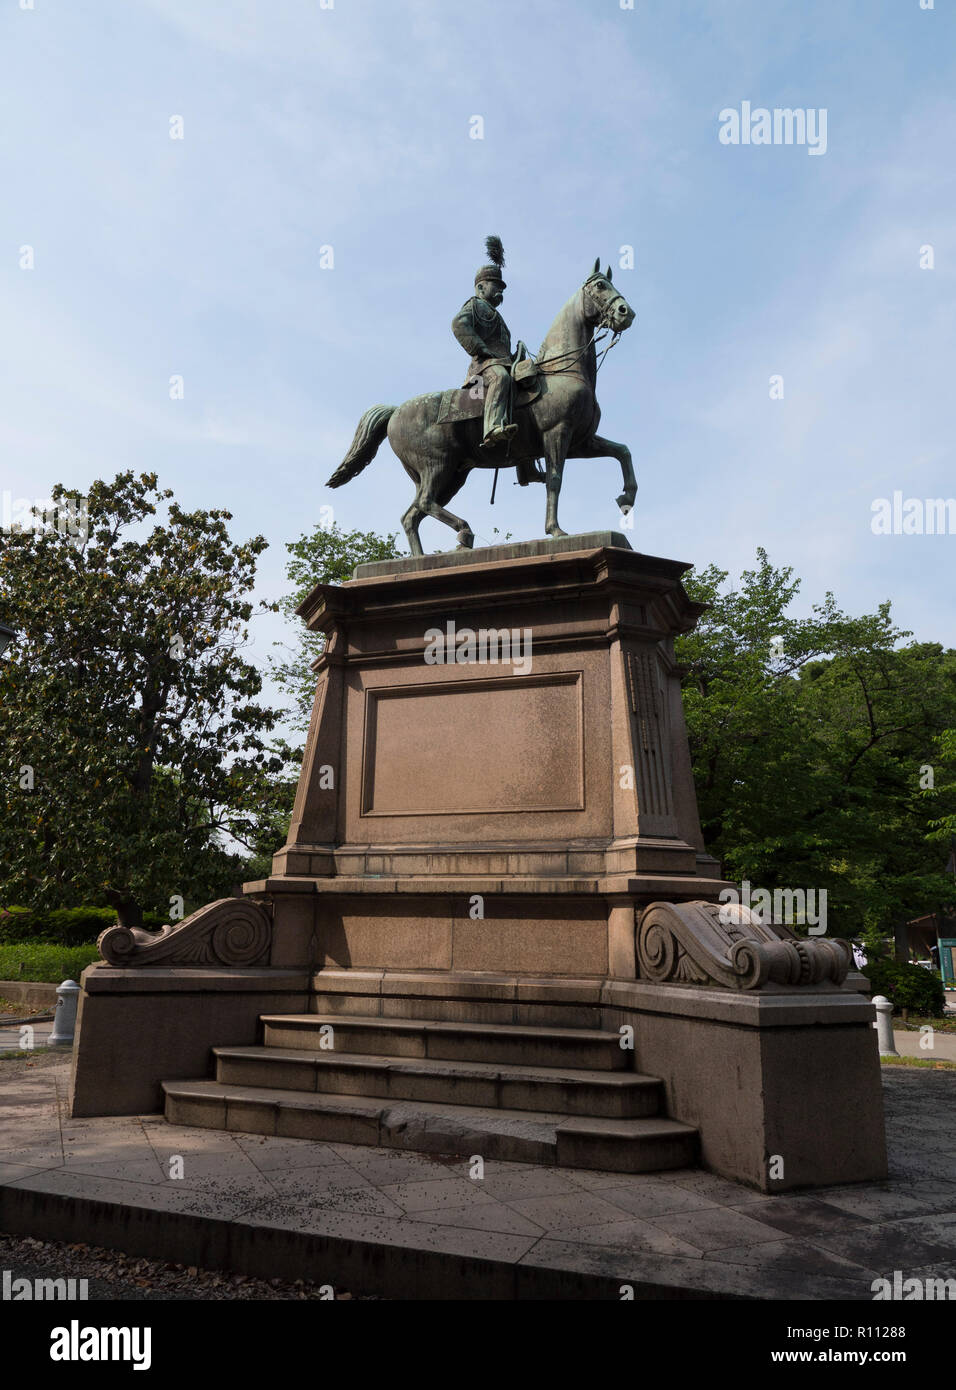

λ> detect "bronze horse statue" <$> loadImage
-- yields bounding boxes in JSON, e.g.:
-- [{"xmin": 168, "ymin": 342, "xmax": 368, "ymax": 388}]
[{"xmin": 326, "ymin": 260, "xmax": 637, "ymax": 556}]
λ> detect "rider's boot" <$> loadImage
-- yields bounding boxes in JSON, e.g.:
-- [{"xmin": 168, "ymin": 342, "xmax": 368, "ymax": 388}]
[{"xmin": 480, "ymin": 423, "xmax": 518, "ymax": 449}]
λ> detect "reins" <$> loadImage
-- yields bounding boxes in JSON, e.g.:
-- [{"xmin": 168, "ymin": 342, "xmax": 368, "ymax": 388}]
[
  {"xmin": 530, "ymin": 281, "xmax": 627, "ymax": 377},
  {"xmin": 488, "ymin": 284, "xmax": 624, "ymax": 504}
]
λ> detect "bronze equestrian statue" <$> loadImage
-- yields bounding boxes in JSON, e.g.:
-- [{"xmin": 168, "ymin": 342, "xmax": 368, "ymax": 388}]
[{"xmin": 327, "ymin": 237, "xmax": 638, "ymax": 557}]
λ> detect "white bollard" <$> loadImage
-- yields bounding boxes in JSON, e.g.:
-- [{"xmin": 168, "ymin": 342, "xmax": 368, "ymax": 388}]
[
  {"xmin": 49, "ymin": 979, "xmax": 80, "ymax": 1048},
  {"xmin": 872, "ymin": 995, "xmax": 899, "ymax": 1056}
]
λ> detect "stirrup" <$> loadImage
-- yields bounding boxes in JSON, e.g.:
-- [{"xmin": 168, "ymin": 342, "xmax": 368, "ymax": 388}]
[{"xmin": 481, "ymin": 424, "xmax": 517, "ymax": 449}]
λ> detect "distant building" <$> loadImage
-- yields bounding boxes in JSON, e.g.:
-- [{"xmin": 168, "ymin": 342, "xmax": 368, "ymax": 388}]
[{"xmin": 898, "ymin": 910, "xmax": 956, "ymax": 986}]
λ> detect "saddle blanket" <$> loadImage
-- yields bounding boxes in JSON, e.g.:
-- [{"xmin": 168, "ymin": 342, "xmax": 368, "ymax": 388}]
[{"xmin": 437, "ymin": 380, "xmax": 540, "ymax": 426}]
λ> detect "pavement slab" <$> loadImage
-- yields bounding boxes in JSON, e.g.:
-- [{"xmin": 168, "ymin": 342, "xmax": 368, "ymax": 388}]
[
  {"xmin": 476, "ymin": 1166, "xmax": 584, "ymax": 1202},
  {"xmin": 707, "ymin": 1237, "xmax": 882, "ymax": 1281},
  {"xmin": 0, "ymin": 1058, "xmax": 953, "ymax": 1300},
  {"xmin": 806, "ymin": 1217, "xmax": 955, "ymax": 1271},
  {"xmin": 810, "ymin": 1185, "xmax": 939, "ymax": 1221},
  {"xmin": 232, "ymin": 1136, "xmax": 344, "ymax": 1172},
  {"xmin": 541, "ymin": 1215, "xmax": 702, "ymax": 1257},
  {"xmin": 401, "ymin": 1200, "xmax": 546, "ymax": 1237},
  {"xmin": 651, "ymin": 1169, "xmax": 776, "ymax": 1206},
  {"xmin": 507, "ymin": 1188, "xmax": 655, "ymax": 1232},
  {"xmin": 644, "ymin": 1205, "xmax": 791, "ymax": 1254},
  {"xmin": 594, "ymin": 1180, "xmax": 722, "ymax": 1219},
  {"xmin": 0, "ymin": 1160, "xmax": 57, "ymax": 1184},
  {"xmin": 737, "ymin": 1194, "xmax": 874, "ymax": 1239},
  {"xmin": 264, "ymin": 1162, "xmax": 379, "ymax": 1199},
  {"xmin": 380, "ymin": 1175, "xmax": 499, "ymax": 1213},
  {"xmin": 143, "ymin": 1147, "xmax": 282, "ymax": 1190}
]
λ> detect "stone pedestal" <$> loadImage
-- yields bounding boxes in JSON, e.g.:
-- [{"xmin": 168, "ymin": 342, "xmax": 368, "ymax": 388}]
[
  {"xmin": 69, "ymin": 534, "xmax": 888, "ymax": 1192},
  {"xmin": 252, "ymin": 532, "xmax": 728, "ymax": 977}
]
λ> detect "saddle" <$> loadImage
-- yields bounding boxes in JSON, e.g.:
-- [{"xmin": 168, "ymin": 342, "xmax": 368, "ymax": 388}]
[{"xmin": 437, "ymin": 357, "xmax": 540, "ymax": 427}]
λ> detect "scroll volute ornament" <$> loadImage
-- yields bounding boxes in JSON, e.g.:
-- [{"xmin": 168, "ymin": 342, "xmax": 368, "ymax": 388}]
[
  {"xmin": 636, "ymin": 900, "xmax": 851, "ymax": 991},
  {"xmin": 97, "ymin": 898, "xmax": 272, "ymax": 968}
]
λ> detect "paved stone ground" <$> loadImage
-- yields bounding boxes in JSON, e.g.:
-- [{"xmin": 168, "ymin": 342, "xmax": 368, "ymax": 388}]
[
  {"xmin": 892, "ymin": 1029, "xmax": 956, "ymax": 1061},
  {"xmin": 0, "ymin": 1054, "xmax": 953, "ymax": 1299},
  {"xmin": 0, "ymin": 1019, "xmax": 54, "ymax": 1051}
]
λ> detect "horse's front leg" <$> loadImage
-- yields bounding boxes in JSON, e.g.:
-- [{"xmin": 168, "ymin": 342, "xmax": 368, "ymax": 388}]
[
  {"xmin": 571, "ymin": 434, "xmax": 637, "ymax": 515},
  {"xmin": 542, "ymin": 426, "xmax": 572, "ymax": 538}
]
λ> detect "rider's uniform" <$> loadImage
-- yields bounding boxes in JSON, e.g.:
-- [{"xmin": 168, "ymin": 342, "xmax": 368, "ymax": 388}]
[{"xmin": 451, "ymin": 295, "xmax": 515, "ymax": 447}]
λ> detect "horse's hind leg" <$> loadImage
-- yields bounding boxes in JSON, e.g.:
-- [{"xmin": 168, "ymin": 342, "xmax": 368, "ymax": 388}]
[
  {"xmin": 428, "ymin": 465, "xmax": 474, "ymax": 549},
  {"xmin": 401, "ymin": 463, "xmax": 472, "ymax": 554},
  {"xmin": 401, "ymin": 498, "xmax": 425, "ymax": 557},
  {"xmin": 422, "ymin": 499, "xmax": 474, "ymax": 550},
  {"xmin": 399, "ymin": 463, "xmax": 426, "ymax": 556}
]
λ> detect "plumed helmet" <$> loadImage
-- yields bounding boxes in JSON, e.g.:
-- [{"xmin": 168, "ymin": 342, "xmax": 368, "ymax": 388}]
[{"xmin": 474, "ymin": 235, "xmax": 506, "ymax": 289}]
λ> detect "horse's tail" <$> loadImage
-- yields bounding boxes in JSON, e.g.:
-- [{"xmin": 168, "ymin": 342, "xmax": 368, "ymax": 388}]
[{"xmin": 326, "ymin": 404, "xmax": 396, "ymax": 488}]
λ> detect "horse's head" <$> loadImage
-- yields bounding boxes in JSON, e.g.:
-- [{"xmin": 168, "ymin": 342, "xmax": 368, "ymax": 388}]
[{"xmin": 581, "ymin": 258, "xmax": 635, "ymax": 333}]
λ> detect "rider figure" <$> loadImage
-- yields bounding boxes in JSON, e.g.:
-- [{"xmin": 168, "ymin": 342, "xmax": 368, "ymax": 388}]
[{"xmin": 452, "ymin": 236, "xmax": 519, "ymax": 450}]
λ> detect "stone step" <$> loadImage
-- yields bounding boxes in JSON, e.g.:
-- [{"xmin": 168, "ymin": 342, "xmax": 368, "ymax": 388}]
[
  {"xmin": 260, "ymin": 1014, "xmax": 630, "ymax": 1070},
  {"xmin": 161, "ymin": 1079, "xmax": 699, "ymax": 1172},
  {"xmin": 213, "ymin": 1045, "xmax": 664, "ymax": 1118},
  {"xmin": 309, "ymin": 991, "xmax": 603, "ymax": 1031},
  {"xmin": 556, "ymin": 1116, "xmax": 698, "ymax": 1173}
]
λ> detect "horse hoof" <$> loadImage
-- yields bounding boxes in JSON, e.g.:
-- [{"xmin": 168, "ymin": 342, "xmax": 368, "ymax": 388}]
[
  {"xmin": 616, "ymin": 493, "xmax": 636, "ymax": 513},
  {"xmin": 456, "ymin": 532, "xmax": 475, "ymax": 551},
  {"xmin": 546, "ymin": 527, "xmax": 568, "ymax": 540}
]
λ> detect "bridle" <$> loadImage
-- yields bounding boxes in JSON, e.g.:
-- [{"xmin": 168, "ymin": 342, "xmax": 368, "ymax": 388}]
[
  {"xmin": 534, "ymin": 276, "xmax": 628, "ymax": 377},
  {"xmin": 582, "ymin": 273, "xmax": 629, "ymax": 332}
]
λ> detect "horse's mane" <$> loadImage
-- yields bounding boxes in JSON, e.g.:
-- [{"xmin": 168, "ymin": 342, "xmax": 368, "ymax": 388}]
[
  {"xmin": 538, "ymin": 288, "xmax": 596, "ymax": 384},
  {"xmin": 538, "ymin": 291, "xmax": 583, "ymax": 360}
]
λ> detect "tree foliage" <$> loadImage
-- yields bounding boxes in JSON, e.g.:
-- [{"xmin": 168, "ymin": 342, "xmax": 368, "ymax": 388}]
[
  {"xmin": 677, "ymin": 549, "xmax": 956, "ymax": 937},
  {"xmin": 0, "ymin": 472, "xmax": 288, "ymax": 925},
  {"xmin": 270, "ymin": 522, "xmax": 403, "ymax": 731}
]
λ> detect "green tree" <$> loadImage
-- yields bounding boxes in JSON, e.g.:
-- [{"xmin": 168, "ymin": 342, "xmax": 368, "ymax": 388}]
[
  {"xmin": 0, "ymin": 472, "xmax": 287, "ymax": 926},
  {"xmin": 677, "ymin": 549, "xmax": 956, "ymax": 937},
  {"xmin": 234, "ymin": 743, "xmax": 301, "ymax": 884},
  {"xmin": 923, "ymin": 729, "xmax": 956, "ymax": 854},
  {"xmin": 271, "ymin": 522, "xmax": 403, "ymax": 731}
]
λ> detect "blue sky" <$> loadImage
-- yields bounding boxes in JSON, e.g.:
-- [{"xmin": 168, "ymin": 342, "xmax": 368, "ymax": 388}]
[{"xmin": 2, "ymin": 0, "xmax": 954, "ymax": 708}]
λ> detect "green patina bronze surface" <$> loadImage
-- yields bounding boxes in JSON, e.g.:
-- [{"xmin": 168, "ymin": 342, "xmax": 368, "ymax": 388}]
[{"xmin": 327, "ymin": 237, "xmax": 638, "ymax": 556}]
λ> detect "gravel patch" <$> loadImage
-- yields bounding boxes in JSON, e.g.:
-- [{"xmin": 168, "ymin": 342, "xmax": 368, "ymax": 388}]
[{"xmin": 0, "ymin": 1233, "xmax": 376, "ymax": 1301}]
